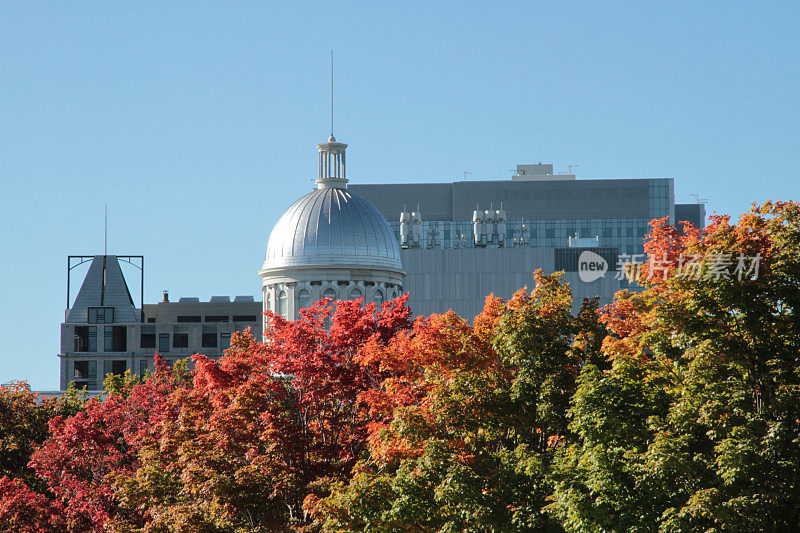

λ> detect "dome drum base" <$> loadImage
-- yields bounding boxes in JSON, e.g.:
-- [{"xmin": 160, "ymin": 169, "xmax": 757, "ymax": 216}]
[{"xmin": 263, "ymin": 270, "xmax": 404, "ymax": 322}]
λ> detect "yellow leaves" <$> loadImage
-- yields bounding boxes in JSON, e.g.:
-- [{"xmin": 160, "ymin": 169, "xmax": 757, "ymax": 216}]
[{"xmin": 506, "ymin": 286, "xmax": 534, "ymax": 312}]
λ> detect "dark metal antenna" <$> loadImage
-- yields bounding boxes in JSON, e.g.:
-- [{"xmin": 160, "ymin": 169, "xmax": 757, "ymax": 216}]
[{"xmin": 104, "ymin": 204, "xmax": 108, "ymax": 256}]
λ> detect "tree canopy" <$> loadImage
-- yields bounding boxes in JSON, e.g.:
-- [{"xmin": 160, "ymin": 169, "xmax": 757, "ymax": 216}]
[{"xmin": 1, "ymin": 201, "xmax": 798, "ymax": 532}]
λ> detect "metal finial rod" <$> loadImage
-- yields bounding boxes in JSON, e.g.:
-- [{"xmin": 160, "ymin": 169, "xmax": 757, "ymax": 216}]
[
  {"xmin": 104, "ymin": 203, "xmax": 108, "ymax": 256},
  {"xmin": 330, "ymin": 50, "xmax": 334, "ymax": 137}
]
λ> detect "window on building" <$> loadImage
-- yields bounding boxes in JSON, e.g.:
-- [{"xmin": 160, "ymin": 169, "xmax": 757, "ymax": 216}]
[
  {"xmin": 202, "ymin": 326, "xmax": 217, "ymax": 348},
  {"xmin": 115, "ymin": 326, "xmax": 127, "ymax": 351},
  {"xmin": 177, "ymin": 315, "xmax": 201, "ymax": 323},
  {"xmin": 88, "ymin": 327, "xmax": 97, "ymax": 352},
  {"xmin": 349, "ymin": 288, "xmax": 362, "ymax": 300},
  {"xmin": 104, "ymin": 326, "xmax": 127, "ymax": 352},
  {"xmin": 173, "ymin": 333, "xmax": 189, "ymax": 349},
  {"xmin": 158, "ymin": 333, "xmax": 169, "ymax": 353},
  {"xmin": 140, "ymin": 326, "xmax": 156, "ymax": 349},
  {"xmin": 278, "ymin": 290, "xmax": 288, "ymax": 318},
  {"xmin": 74, "ymin": 326, "xmax": 93, "ymax": 352},
  {"xmin": 297, "ymin": 289, "xmax": 311, "ymax": 310},
  {"xmin": 88, "ymin": 307, "xmax": 114, "ymax": 324},
  {"xmin": 111, "ymin": 360, "xmax": 127, "ymax": 375},
  {"xmin": 220, "ymin": 333, "xmax": 231, "ymax": 350},
  {"xmin": 233, "ymin": 315, "xmax": 258, "ymax": 322},
  {"xmin": 374, "ymin": 290, "xmax": 385, "ymax": 306},
  {"xmin": 140, "ymin": 361, "xmax": 149, "ymax": 377},
  {"xmin": 72, "ymin": 360, "xmax": 96, "ymax": 389},
  {"xmin": 74, "ymin": 360, "xmax": 89, "ymax": 379},
  {"xmin": 322, "ymin": 288, "xmax": 337, "ymax": 328},
  {"xmin": 204, "ymin": 315, "xmax": 229, "ymax": 322}
]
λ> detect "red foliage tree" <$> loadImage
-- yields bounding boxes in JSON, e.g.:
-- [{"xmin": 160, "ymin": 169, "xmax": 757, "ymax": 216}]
[
  {"xmin": 266, "ymin": 296, "xmax": 412, "ymax": 470},
  {"xmin": 0, "ymin": 477, "xmax": 66, "ymax": 533},
  {"xmin": 108, "ymin": 296, "xmax": 413, "ymax": 531},
  {"xmin": 12, "ymin": 355, "xmax": 183, "ymax": 532}
]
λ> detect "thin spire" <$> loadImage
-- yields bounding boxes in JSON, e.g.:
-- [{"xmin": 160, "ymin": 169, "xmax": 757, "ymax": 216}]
[
  {"xmin": 104, "ymin": 203, "xmax": 108, "ymax": 255},
  {"xmin": 315, "ymin": 51, "xmax": 348, "ymax": 189}
]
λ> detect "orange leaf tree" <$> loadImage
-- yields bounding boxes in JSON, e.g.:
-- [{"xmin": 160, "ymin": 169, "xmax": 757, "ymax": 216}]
[{"xmin": 312, "ymin": 273, "xmax": 605, "ymax": 532}]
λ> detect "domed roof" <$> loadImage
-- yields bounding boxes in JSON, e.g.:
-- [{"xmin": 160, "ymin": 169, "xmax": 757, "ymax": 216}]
[{"xmin": 261, "ymin": 187, "xmax": 403, "ymax": 274}]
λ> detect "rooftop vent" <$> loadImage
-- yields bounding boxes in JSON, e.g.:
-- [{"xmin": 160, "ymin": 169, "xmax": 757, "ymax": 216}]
[
  {"xmin": 210, "ymin": 296, "xmax": 230, "ymax": 303},
  {"xmin": 234, "ymin": 296, "xmax": 255, "ymax": 302},
  {"xmin": 178, "ymin": 297, "xmax": 200, "ymax": 303}
]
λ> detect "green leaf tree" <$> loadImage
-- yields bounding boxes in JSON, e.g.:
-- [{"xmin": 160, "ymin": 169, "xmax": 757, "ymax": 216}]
[{"xmin": 549, "ymin": 201, "xmax": 800, "ymax": 531}]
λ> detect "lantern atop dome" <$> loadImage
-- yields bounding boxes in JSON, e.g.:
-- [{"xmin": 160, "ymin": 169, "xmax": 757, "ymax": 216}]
[{"xmin": 315, "ymin": 136, "xmax": 348, "ymax": 189}]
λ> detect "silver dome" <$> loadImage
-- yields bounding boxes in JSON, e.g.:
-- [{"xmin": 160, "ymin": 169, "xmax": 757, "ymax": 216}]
[{"xmin": 262, "ymin": 187, "xmax": 403, "ymax": 273}]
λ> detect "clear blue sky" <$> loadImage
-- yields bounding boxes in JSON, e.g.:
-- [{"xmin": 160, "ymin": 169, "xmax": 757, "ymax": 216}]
[{"xmin": 1, "ymin": 1, "xmax": 798, "ymax": 389}]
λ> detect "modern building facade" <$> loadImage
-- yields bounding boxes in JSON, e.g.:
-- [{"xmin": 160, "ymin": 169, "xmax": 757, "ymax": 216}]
[{"xmin": 350, "ymin": 162, "xmax": 705, "ymax": 317}]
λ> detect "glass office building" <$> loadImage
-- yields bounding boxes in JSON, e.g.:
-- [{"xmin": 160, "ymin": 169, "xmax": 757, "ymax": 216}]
[
  {"xmin": 350, "ymin": 166, "xmax": 704, "ymax": 318},
  {"xmin": 352, "ymin": 176, "xmax": 690, "ymax": 257}
]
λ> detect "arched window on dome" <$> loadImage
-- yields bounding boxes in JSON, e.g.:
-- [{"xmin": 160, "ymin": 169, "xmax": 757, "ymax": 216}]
[
  {"xmin": 297, "ymin": 289, "xmax": 311, "ymax": 311},
  {"xmin": 265, "ymin": 294, "xmax": 272, "ymax": 312},
  {"xmin": 323, "ymin": 287, "xmax": 337, "ymax": 300},
  {"xmin": 322, "ymin": 287, "xmax": 337, "ymax": 329},
  {"xmin": 349, "ymin": 288, "xmax": 362, "ymax": 300},
  {"xmin": 374, "ymin": 290, "xmax": 385, "ymax": 306},
  {"xmin": 278, "ymin": 290, "xmax": 288, "ymax": 318}
]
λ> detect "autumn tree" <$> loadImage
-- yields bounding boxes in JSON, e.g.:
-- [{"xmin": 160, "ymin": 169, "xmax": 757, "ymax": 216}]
[
  {"xmin": 548, "ymin": 201, "xmax": 800, "ymax": 531},
  {"xmin": 109, "ymin": 296, "xmax": 412, "ymax": 532},
  {"xmin": 5, "ymin": 201, "xmax": 799, "ymax": 533},
  {"xmin": 0, "ymin": 382, "xmax": 84, "ymax": 532},
  {"xmin": 0, "ymin": 382, "xmax": 84, "ymax": 489},
  {"xmin": 0, "ymin": 356, "xmax": 183, "ymax": 532},
  {"xmin": 312, "ymin": 273, "xmax": 603, "ymax": 532}
]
